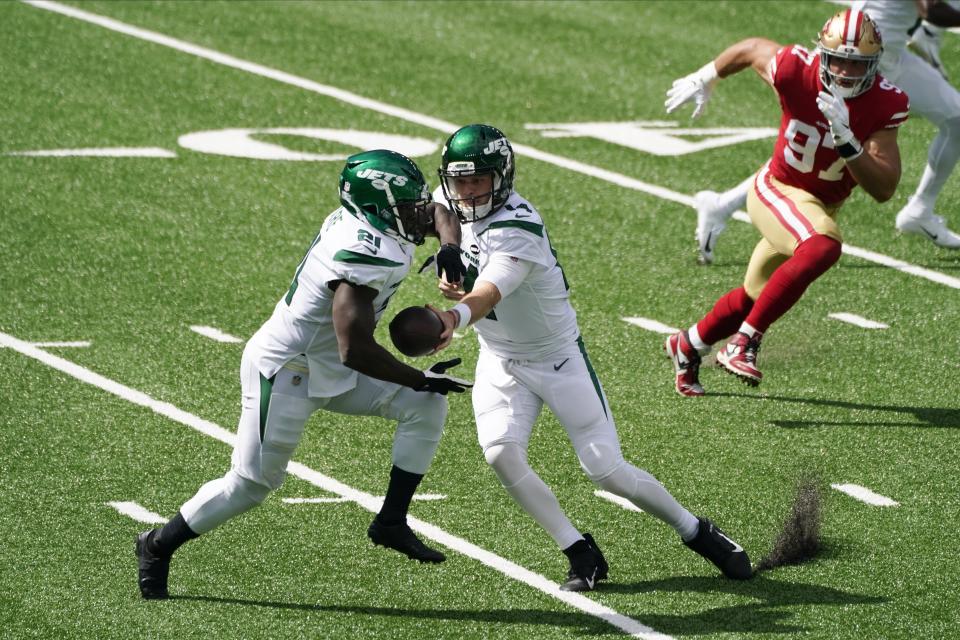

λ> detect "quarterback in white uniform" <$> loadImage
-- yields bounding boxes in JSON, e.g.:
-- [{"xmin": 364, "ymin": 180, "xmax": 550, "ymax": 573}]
[
  {"xmin": 135, "ymin": 150, "xmax": 471, "ymax": 600},
  {"xmin": 676, "ymin": 0, "xmax": 960, "ymax": 262},
  {"xmin": 430, "ymin": 124, "xmax": 752, "ymax": 591}
]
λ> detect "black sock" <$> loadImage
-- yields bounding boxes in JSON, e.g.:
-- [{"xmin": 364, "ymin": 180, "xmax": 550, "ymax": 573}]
[
  {"xmin": 377, "ymin": 465, "xmax": 423, "ymax": 526},
  {"xmin": 149, "ymin": 512, "xmax": 199, "ymax": 557},
  {"xmin": 562, "ymin": 538, "xmax": 589, "ymax": 559}
]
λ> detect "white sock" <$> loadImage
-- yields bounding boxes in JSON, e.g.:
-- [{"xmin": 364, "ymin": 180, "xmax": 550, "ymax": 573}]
[
  {"xmin": 688, "ymin": 325, "xmax": 711, "ymax": 355},
  {"xmin": 502, "ymin": 471, "xmax": 582, "ymax": 549},
  {"xmin": 738, "ymin": 321, "xmax": 761, "ymax": 339},
  {"xmin": 913, "ymin": 116, "xmax": 960, "ymax": 212},
  {"xmin": 715, "ymin": 175, "xmax": 752, "ymax": 216},
  {"xmin": 597, "ymin": 462, "xmax": 699, "ymax": 540}
]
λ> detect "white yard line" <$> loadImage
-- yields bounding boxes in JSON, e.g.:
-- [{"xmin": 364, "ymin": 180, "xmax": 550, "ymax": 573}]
[
  {"xmin": 7, "ymin": 147, "xmax": 175, "ymax": 157},
  {"xmin": 622, "ymin": 318, "xmax": 679, "ymax": 335},
  {"xmin": 106, "ymin": 501, "xmax": 169, "ymax": 524},
  {"xmin": 828, "ymin": 313, "xmax": 889, "ymax": 329},
  {"xmin": 831, "ymin": 483, "xmax": 900, "ymax": 507},
  {"xmin": 283, "ymin": 493, "xmax": 446, "ymax": 505},
  {"xmin": 189, "ymin": 325, "xmax": 243, "ymax": 343},
  {"xmin": 0, "ymin": 329, "xmax": 665, "ymax": 639},
  {"xmin": 22, "ymin": 0, "xmax": 960, "ymax": 292},
  {"xmin": 595, "ymin": 490, "xmax": 644, "ymax": 513}
]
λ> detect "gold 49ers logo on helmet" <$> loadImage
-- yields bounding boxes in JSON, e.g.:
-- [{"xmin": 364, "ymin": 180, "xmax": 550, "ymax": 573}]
[{"xmin": 817, "ymin": 7, "xmax": 883, "ymax": 98}]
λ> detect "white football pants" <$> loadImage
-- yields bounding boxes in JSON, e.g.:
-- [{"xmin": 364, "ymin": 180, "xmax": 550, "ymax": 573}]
[
  {"xmin": 473, "ymin": 340, "xmax": 698, "ymax": 549},
  {"xmin": 181, "ymin": 351, "xmax": 447, "ymax": 534},
  {"xmin": 881, "ymin": 48, "xmax": 960, "ymax": 209}
]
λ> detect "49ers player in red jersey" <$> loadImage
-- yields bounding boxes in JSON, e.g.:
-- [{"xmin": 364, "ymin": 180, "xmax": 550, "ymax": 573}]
[{"xmin": 662, "ymin": 7, "xmax": 909, "ymax": 396}]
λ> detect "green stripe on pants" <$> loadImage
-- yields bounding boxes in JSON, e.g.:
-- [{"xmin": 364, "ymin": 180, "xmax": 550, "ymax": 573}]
[{"xmin": 576, "ymin": 336, "xmax": 607, "ymax": 418}]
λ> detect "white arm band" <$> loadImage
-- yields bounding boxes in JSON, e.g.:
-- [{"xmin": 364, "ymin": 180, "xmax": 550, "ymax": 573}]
[
  {"xmin": 451, "ymin": 303, "xmax": 471, "ymax": 329},
  {"xmin": 475, "ymin": 253, "xmax": 533, "ymax": 299}
]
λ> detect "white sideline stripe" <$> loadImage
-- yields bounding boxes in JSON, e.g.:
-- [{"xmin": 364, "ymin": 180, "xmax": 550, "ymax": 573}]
[
  {"xmin": 28, "ymin": 341, "xmax": 91, "ymax": 348},
  {"xmin": 831, "ymin": 483, "xmax": 900, "ymax": 507},
  {"xmin": 106, "ymin": 501, "xmax": 169, "ymax": 524},
  {"xmin": 7, "ymin": 147, "xmax": 176, "ymax": 158},
  {"xmin": 828, "ymin": 313, "xmax": 889, "ymax": 329},
  {"xmin": 0, "ymin": 330, "xmax": 664, "ymax": 640},
  {"xmin": 595, "ymin": 490, "xmax": 644, "ymax": 513},
  {"xmin": 189, "ymin": 325, "xmax": 243, "ymax": 343},
  {"xmin": 283, "ymin": 493, "xmax": 446, "ymax": 504},
  {"xmin": 622, "ymin": 317, "xmax": 679, "ymax": 335},
  {"xmin": 22, "ymin": 0, "xmax": 960, "ymax": 293}
]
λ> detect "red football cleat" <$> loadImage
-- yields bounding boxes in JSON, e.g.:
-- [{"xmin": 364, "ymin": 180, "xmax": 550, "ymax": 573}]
[
  {"xmin": 665, "ymin": 330, "xmax": 705, "ymax": 397},
  {"xmin": 717, "ymin": 331, "xmax": 762, "ymax": 386}
]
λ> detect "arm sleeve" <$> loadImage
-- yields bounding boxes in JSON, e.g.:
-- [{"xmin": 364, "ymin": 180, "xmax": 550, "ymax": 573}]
[{"xmin": 476, "ymin": 253, "xmax": 534, "ymax": 299}]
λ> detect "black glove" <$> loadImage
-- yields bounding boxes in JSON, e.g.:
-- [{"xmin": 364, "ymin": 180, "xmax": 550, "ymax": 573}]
[
  {"xmin": 415, "ymin": 358, "xmax": 473, "ymax": 395},
  {"xmin": 435, "ymin": 243, "xmax": 466, "ymax": 284}
]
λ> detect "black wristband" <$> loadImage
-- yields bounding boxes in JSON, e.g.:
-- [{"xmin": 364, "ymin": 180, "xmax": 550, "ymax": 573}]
[{"xmin": 836, "ymin": 138, "xmax": 862, "ymax": 160}]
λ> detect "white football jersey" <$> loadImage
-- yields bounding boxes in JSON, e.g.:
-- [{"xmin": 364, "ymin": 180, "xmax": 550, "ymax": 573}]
[
  {"xmin": 434, "ymin": 187, "xmax": 580, "ymax": 360},
  {"xmin": 245, "ymin": 207, "xmax": 414, "ymax": 397}
]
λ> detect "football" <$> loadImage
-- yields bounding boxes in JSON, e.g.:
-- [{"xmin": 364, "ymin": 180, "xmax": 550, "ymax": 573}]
[{"xmin": 389, "ymin": 305, "xmax": 444, "ymax": 357}]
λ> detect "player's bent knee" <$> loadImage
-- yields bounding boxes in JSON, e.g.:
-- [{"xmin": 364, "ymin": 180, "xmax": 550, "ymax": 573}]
[
  {"xmin": 483, "ymin": 442, "xmax": 530, "ymax": 487},
  {"xmin": 226, "ymin": 470, "xmax": 272, "ymax": 507},
  {"xmin": 576, "ymin": 440, "xmax": 623, "ymax": 484}
]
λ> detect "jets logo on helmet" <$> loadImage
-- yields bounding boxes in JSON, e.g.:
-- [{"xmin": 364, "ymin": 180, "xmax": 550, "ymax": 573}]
[
  {"xmin": 339, "ymin": 149, "xmax": 433, "ymax": 245},
  {"xmin": 816, "ymin": 7, "xmax": 883, "ymax": 98},
  {"xmin": 439, "ymin": 124, "xmax": 515, "ymax": 223}
]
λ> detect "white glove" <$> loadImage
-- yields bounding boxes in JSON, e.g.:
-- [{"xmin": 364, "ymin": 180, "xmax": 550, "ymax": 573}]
[
  {"xmin": 665, "ymin": 61, "xmax": 719, "ymax": 118},
  {"xmin": 908, "ymin": 21, "xmax": 948, "ymax": 80},
  {"xmin": 816, "ymin": 85, "xmax": 862, "ymax": 160}
]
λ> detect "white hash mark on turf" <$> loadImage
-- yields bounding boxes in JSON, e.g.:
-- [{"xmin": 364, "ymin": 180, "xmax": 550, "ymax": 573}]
[
  {"xmin": 831, "ymin": 483, "xmax": 900, "ymax": 507},
  {"xmin": 21, "ymin": 0, "xmax": 960, "ymax": 294},
  {"xmin": 828, "ymin": 313, "xmax": 890, "ymax": 329},
  {"xmin": 189, "ymin": 325, "xmax": 243, "ymax": 343},
  {"xmin": 106, "ymin": 501, "xmax": 169, "ymax": 524},
  {"xmin": 594, "ymin": 490, "xmax": 644, "ymax": 513},
  {"xmin": 0, "ymin": 329, "xmax": 667, "ymax": 640},
  {"xmin": 622, "ymin": 317, "xmax": 680, "ymax": 335},
  {"xmin": 283, "ymin": 494, "xmax": 446, "ymax": 504},
  {"xmin": 28, "ymin": 341, "xmax": 91, "ymax": 348}
]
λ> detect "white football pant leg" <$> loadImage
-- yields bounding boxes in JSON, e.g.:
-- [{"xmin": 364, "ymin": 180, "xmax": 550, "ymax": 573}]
[
  {"xmin": 324, "ymin": 374, "xmax": 447, "ymax": 475},
  {"xmin": 882, "ymin": 49, "xmax": 960, "ymax": 209},
  {"xmin": 473, "ymin": 350, "xmax": 582, "ymax": 549},
  {"xmin": 538, "ymin": 345, "xmax": 698, "ymax": 539},
  {"xmin": 181, "ymin": 353, "xmax": 320, "ymax": 534}
]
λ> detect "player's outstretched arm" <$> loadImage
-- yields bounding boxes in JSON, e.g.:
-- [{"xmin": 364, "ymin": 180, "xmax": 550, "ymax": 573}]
[
  {"xmin": 331, "ymin": 280, "xmax": 426, "ymax": 389},
  {"xmin": 665, "ymin": 37, "xmax": 780, "ymax": 117},
  {"xmin": 428, "ymin": 281, "xmax": 501, "ymax": 352}
]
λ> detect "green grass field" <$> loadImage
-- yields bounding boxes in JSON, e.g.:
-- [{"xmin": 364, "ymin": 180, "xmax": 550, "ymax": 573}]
[{"xmin": 2, "ymin": 1, "xmax": 959, "ymax": 638}]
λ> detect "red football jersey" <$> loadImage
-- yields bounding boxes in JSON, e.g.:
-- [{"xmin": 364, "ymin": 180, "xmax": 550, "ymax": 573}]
[{"xmin": 767, "ymin": 45, "xmax": 909, "ymax": 205}]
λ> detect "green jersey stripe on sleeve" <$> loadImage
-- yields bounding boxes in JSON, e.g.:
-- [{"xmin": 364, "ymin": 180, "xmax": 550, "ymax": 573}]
[
  {"xmin": 481, "ymin": 220, "xmax": 544, "ymax": 237},
  {"xmin": 333, "ymin": 249, "xmax": 404, "ymax": 267}
]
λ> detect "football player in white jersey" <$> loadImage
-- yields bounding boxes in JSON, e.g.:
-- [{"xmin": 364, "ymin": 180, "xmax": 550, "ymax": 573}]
[
  {"xmin": 672, "ymin": 0, "xmax": 960, "ymax": 262},
  {"xmin": 135, "ymin": 150, "xmax": 472, "ymax": 599},
  {"xmin": 428, "ymin": 124, "xmax": 752, "ymax": 590}
]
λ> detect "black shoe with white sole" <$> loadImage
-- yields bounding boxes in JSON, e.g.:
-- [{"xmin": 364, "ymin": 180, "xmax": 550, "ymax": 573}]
[
  {"xmin": 367, "ymin": 518, "xmax": 446, "ymax": 563},
  {"xmin": 684, "ymin": 517, "xmax": 752, "ymax": 580},
  {"xmin": 560, "ymin": 532, "xmax": 609, "ymax": 592}
]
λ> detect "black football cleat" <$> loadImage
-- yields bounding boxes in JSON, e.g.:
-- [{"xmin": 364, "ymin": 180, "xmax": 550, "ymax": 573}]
[
  {"xmin": 560, "ymin": 532, "xmax": 609, "ymax": 592},
  {"xmin": 367, "ymin": 518, "xmax": 446, "ymax": 563},
  {"xmin": 136, "ymin": 530, "xmax": 171, "ymax": 599},
  {"xmin": 685, "ymin": 517, "xmax": 753, "ymax": 580}
]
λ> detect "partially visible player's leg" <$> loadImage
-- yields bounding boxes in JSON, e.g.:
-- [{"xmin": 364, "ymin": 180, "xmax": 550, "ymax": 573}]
[
  {"xmin": 890, "ymin": 51, "xmax": 960, "ymax": 248},
  {"xmin": 138, "ymin": 353, "xmax": 320, "ymax": 599},
  {"xmin": 541, "ymin": 341, "xmax": 751, "ymax": 579},
  {"xmin": 694, "ymin": 174, "xmax": 753, "ymax": 264},
  {"xmin": 473, "ymin": 350, "xmax": 601, "ymax": 590},
  {"xmin": 718, "ymin": 169, "xmax": 842, "ymax": 385},
  {"xmin": 325, "ymin": 374, "xmax": 448, "ymax": 563}
]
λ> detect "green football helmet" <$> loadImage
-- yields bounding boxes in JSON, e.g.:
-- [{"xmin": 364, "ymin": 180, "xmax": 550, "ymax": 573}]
[
  {"xmin": 339, "ymin": 149, "xmax": 433, "ymax": 245},
  {"xmin": 439, "ymin": 124, "xmax": 515, "ymax": 222}
]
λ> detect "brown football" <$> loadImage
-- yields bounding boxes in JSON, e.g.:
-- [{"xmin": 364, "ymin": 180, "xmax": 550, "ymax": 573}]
[{"xmin": 389, "ymin": 305, "xmax": 444, "ymax": 357}]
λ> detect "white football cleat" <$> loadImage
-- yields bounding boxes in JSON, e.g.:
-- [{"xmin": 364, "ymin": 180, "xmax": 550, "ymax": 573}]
[
  {"xmin": 694, "ymin": 190, "xmax": 729, "ymax": 264},
  {"xmin": 895, "ymin": 206, "xmax": 960, "ymax": 249}
]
